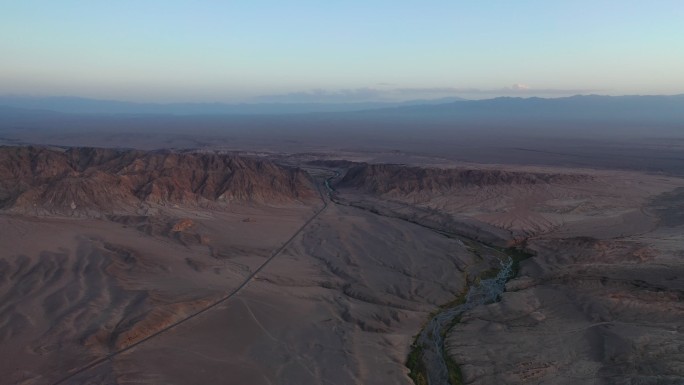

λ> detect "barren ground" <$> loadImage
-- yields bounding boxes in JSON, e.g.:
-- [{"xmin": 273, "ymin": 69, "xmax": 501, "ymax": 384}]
[{"xmin": 1, "ymin": 141, "xmax": 683, "ymax": 385}]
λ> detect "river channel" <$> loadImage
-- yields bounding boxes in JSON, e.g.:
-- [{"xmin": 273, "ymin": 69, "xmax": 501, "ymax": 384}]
[{"xmin": 415, "ymin": 257, "xmax": 513, "ymax": 385}]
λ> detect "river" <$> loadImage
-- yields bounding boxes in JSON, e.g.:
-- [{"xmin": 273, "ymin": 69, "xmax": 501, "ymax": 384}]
[
  {"xmin": 317, "ymin": 166, "xmax": 514, "ymax": 385},
  {"xmin": 415, "ymin": 257, "xmax": 513, "ymax": 385}
]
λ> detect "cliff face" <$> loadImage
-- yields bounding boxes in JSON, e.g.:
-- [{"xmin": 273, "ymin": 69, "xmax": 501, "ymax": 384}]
[
  {"xmin": 334, "ymin": 163, "xmax": 654, "ymax": 237},
  {"xmin": 337, "ymin": 163, "xmax": 592, "ymax": 195},
  {"xmin": 0, "ymin": 146, "xmax": 316, "ymax": 216}
]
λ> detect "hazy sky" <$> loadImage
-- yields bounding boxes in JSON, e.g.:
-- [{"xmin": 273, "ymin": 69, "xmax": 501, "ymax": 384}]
[{"xmin": 2, "ymin": 1, "xmax": 683, "ymax": 102}]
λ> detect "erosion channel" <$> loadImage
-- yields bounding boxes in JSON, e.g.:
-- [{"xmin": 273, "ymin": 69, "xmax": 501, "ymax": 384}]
[
  {"xmin": 315, "ymin": 165, "xmax": 527, "ymax": 385},
  {"xmin": 412, "ymin": 256, "xmax": 514, "ymax": 385}
]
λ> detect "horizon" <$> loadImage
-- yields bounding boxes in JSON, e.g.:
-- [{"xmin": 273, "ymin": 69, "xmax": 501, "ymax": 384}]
[
  {"xmin": 3, "ymin": 1, "xmax": 683, "ymax": 103},
  {"xmin": 3, "ymin": 92, "xmax": 684, "ymax": 107}
]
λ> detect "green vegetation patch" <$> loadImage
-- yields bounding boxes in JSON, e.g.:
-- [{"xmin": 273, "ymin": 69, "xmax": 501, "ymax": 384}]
[
  {"xmin": 407, "ymin": 243, "xmax": 535, "ymax": 385},
  {"xmin": 502, "ymin": 245, "xmax": 534, "ymax": 277},
  {"xmin": 444, "ymin": 347, "xmax": 464, "ymax": 385},
  {"xmin": 406, "ymin": 342, "xmax": 428, "ymax": 385}
]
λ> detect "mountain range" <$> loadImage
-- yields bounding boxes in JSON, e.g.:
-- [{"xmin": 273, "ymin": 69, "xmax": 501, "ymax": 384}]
[
  {"xmin": 1, "ymin": 94, "xmax": 683, "ymax": 125},
  {"xmin": 0, "ymin": 95, "xmax": 467, "ymax": 115}
]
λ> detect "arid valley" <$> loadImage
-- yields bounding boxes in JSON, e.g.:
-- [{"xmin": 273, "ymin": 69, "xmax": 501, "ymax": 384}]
[
  {"xmin": 1, "ymin": 125, "xmax": 683, "ymax": 385},
  {"xmin": 4, "ymin": 2, "xmax": 684, "ymax": 383}
]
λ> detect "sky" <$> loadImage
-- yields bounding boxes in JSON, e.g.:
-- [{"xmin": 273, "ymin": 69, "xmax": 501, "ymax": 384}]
[{"xmin": 1, "ymin": 0, "xmax": 683, "ymax": 103}]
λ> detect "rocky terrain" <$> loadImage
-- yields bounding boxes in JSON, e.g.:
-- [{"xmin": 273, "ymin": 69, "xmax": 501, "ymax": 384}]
[
  {"xmin": 0, "ymin": 146, "xmax": 316, "ymax": 217},
  {"xmin": 328, "ymin": 161, "xmax": 684, "ymax": 384},
  {"xmin": 448, "ymin": 235, "xmax": 684, "ymax": 384},
  {"xmin": 334, "ymin": 162, "xmax": 677, "ymax": 240},
  {"xmin": 0, "ymin": 146, "xmax": 501, "ymax": 385},
  {"xmin": 338, "ymin": 163, "xmax": 593, "ymax": 193},
  {"xmin": 1, "ymin": 146, "xmax": 684, "ymax": 385}
]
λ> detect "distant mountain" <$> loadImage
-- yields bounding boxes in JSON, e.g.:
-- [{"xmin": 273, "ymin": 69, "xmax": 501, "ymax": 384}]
[
  {"xmin": 2, "ymin": 95, "xmax": 682, "ymax": 123},
  {"xmin": 0, "ymin": 95, "xmax": 468, "ymax": 115},
  {"xmin": 358, "ymin": 94, "xmax": 684, "ymax": 123}
]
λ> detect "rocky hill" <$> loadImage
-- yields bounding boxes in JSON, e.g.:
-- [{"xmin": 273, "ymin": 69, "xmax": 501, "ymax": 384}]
[
  {"xmin": 332, "ymin": 163, "xmax": 677, "ymax": 237},
  {"xmin": 337, "ymin": 163, "xmax": 592, "ymax": 195},
  {"xmin": 0, "ymin": 146, "xmax": 316, "ymax": 216}
]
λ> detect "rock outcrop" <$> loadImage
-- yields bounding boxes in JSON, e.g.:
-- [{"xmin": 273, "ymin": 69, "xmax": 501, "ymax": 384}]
[
  {"xmin": 337, "ymin": 163, "xmax": 592, "ymax": 195},
  {"xmin": 0, "ymin": 146, "xmax": 316, "ymax": 216}
]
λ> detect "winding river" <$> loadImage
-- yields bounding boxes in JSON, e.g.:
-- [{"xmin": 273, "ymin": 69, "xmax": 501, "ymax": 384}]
[
  {"xmin": 318, "ymin": 166, "xmax": 514, "ymax": 385},
  {"xmin": 417, "ymin": 257, "xmax": 513, "ymax": 385}
]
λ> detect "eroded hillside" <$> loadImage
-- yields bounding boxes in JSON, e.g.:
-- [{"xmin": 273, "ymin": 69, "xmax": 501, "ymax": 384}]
[
  {"xmin": 327, "ymin": 161, "xmax": 684, "ymax": 384},
  {"xmin": 2, "ymin": 149, "xmax": 684, "ymax": 385},
  {"xmin": 0, "ymin": 146, "xmax": 316, "ymax": 216}
]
